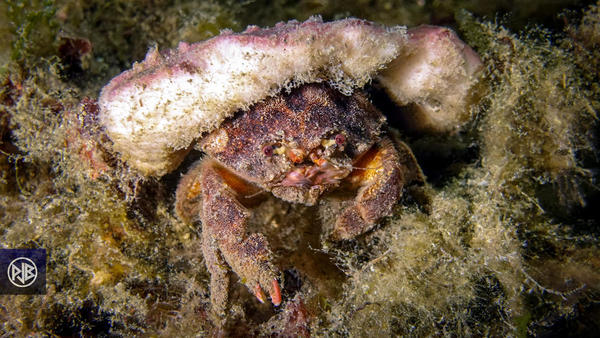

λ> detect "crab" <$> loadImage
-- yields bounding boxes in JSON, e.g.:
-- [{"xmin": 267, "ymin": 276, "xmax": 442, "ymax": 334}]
[
  {"xmin": 174, "ymin": 83, "xmax": 424, "ymax": 312},
  {"xmin": 97, "ymin": 17, "xmax": 482, "ymax": 317}
]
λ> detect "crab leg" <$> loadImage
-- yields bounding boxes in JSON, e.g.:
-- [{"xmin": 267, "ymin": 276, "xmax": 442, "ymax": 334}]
[
  {"xmin": 332, "ymin": 136, "xmax": 423, "ymax": 240},
  {"xmin": 201, "ymin": 226, "xmax": 231, "ymax": 314},
  {"xmin": 191, "ymin": 159, "xmax": 281, "ymax": 310}
]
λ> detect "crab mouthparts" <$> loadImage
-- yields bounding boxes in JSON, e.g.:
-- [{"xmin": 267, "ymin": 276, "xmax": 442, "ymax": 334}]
[{"xmin": 279, "ymin": 161, "xmax": 350, "ymax": 188}]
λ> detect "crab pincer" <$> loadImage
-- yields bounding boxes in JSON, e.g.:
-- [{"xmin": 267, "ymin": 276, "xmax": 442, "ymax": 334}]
[
  {"xmin": 255, "ymin": 279, "xmax": 282, "ymax": 306},
  {"xmin": 177, "ymin": 158, "xmax": 284, "ymax": 312}
]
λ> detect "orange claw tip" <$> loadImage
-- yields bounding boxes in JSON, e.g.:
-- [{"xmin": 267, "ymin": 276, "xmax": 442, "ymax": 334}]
[
  {"xmin": 270, "ymin": 279, "xmax": 282, "ymax": 306},
  {"xmin": 254, "ymin": 284, "xmax": 267, "ymax": 303}
]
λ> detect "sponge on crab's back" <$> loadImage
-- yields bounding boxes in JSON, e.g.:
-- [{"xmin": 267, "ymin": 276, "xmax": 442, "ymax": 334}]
[{"xmin": 98, "ymin": 17, "xmax": 407, "ymax": 176}]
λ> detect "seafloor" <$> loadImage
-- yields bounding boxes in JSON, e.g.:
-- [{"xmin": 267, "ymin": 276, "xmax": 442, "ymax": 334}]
[{"xmin": 1, "ymin": 0, "xmax": 599, "ymax": 336}]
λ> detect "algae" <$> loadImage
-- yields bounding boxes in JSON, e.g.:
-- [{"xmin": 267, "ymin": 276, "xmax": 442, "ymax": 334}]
[{"xmin": 1, "ymin": 0, "xmax": 599, "ymax": 336}]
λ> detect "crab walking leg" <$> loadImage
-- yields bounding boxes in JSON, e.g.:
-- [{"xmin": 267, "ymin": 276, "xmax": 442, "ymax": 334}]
[
  {"xmin": 201, "ymin": 227, "xmax": 231, "ymax": 314},
  {"xmin": 333, "ymin": 137, "xmax": 418, "ymax": 240},
  {"xmin": 199, "ymin": 159, "xmax": 282, "ymax": 306}
]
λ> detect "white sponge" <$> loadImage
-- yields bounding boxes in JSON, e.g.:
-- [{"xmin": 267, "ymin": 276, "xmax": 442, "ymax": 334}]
[{"xmin": 98, "ymin": 17, "xmax": 406, "ymax": 176}]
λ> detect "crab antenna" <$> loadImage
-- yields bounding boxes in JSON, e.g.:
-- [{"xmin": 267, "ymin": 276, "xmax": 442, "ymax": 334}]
[
  {"xmin": 243, "ymin": 190, "xmax": 266, "ymax": 198},
  {"xmin": 351, "ymin": 165, "xmax": 382, "ymax": 170}
]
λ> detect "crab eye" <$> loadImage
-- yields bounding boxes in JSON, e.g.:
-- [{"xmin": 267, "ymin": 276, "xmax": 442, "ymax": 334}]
[
  {"xmin": 335, "ymin": 134, "xmax": 346, "ymax": 145},
  {"xmin": 262, "ymin": 145, "xmax": 274, "ymax": 157}
]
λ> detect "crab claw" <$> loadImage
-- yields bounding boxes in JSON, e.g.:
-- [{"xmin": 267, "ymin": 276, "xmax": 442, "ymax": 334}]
[
  {"xmin": 270, "ymin": 278, "xmax": 282, "ymax": 306},
  {"xmin": 254, "ymin": 283, "xmax": 267, "ymax": 303},
  {"xmin": 254, "ymin": 279, "xmax": 281, "ymax": 306}
]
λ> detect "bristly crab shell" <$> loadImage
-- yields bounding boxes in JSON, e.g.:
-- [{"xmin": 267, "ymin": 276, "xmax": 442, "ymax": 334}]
[{"xmin": 98, "ymin": 16, "xmax": 482, "ymax": 176}]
